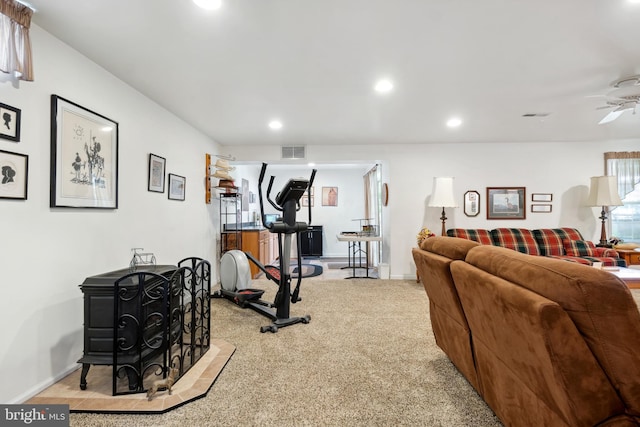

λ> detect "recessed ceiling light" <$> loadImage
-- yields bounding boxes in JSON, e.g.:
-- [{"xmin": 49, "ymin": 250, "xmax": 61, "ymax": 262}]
[
  {"xmin": 193, "ymin": 0, "xmax": 222, "ymax": 10},
  {"xmin": 446, "ymin": 117, "xmax": 462, "ymax": 128},
  {"xmin": 374, "ymin": 79, "xmax": 394, "ymax": 94},
  {"xmin": 268, "ymin": 120, "xmax": 283, "ymax": 130}
]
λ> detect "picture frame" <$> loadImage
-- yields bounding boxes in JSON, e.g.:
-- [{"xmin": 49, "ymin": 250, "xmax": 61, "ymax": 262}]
[
  {"xmin": 147, "ymin": 153, "xmax": 166, "ymax": 193},
  {"xmin": 302, "ymin": 197, "xmax": 314, "ymax": 207},
  {"xmin": 531, "ymin": 193, "xmax": 553, "ymax": 202},
  {"xmin": 463, "ymin": 190, "xmax": 480, "ymax": 217},
  {"xmin": 531, "ymin": 204, "xmax": 552, "ymax": 213},
  {"xmin": 0, "ymin": 149, "xmax": 28, "ymax": 199},
  {"xmin": 50, "ymin": 95, "xmax": 118, "ymax": 208},
  {"xmin": 0, "ymin": 102, "xmax": 21, "ymax": 142},
  {"xmin": 241, "ymin": 178, "xmax": 249, "ymax": 211},
  {"xmin": 168, "ymin": 173, "xmax": 186, "ymax": 201},
  {"xmin": 322, "ymin": 186, "xmax": 338, "ymax": 206},
  {"xmin": 486, "ymin": 187, "xmax": 526, "ymax": 220}
]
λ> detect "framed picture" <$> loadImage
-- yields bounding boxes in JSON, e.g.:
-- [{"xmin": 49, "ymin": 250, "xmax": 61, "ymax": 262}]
[
  {"xmin": 0, "ymin": 102, "xmax": 21, "ymax": 142},
  {"xmin": 531, "ymin": 204, "xmax": 552, "ymax": 213},
  {"xmin": 50, "ymin": 95, "xmax": 118, "ymax": 208},
  {"xmin": 322, "ymin": 186, "xmax": 338, "ymax": 206},
  {"xmin": 486, "ymin": 187, "xmax": 526, "ymax": 220},
  {"xmin": 0, "ymin": 149, "xmax": 28, "ymax": 199},
  {"xmin": 168, "ymin": 173, "xmax": 186, "ymax": 201},
  {"xmin": 463, "ymin": 190, "xmax": 480, "ymax": 217},
  {"xmin": 241, "ymin": 178, "xmax": 249, "ymax": 211},
  {"xmin": 303, "ymin": 187, "xmax": 313, "ymax": 197},
  {"xmin": 302, "ymin": 197, "xmax": 314, "ymax": 207},
  {"xmin": 148, "ymin": 153, "xmax": 166, "ymax": 193},
  {"xmin": 532, "ymin": 193, "xmax": 552, "ymax": 202}
]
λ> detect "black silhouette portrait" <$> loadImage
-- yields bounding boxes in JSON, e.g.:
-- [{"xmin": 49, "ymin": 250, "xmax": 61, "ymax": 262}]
[
  {"xmin": 2, "ymin": 112, "xmax": 11, "ymax": 130},
  {"xmin": 2, "ymin": 165, "xmax": 16, "ymax": 184}
]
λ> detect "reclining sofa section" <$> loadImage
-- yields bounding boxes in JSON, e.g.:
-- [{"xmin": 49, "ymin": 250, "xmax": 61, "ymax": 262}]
[{"xmin": 413, "ymin": 236, "xmax": 640, "ymax": 426}]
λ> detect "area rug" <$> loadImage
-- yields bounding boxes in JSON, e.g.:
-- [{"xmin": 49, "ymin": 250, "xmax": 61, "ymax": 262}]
[
  {"xmin": 26, "ymin": 339, "xmax": 235, "ymax": 414},
  {"xmin": 292, "ymin": 263, "xmax": 323, "ymax": 278},
  {"xmin": 259, "ymin": 263, "xmax": 323, "ymax": 279}
]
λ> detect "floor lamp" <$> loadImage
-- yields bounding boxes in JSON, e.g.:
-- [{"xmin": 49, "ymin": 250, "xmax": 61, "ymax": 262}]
[
  {"xmin": 586, "ymin": 175, "xmax": 623, "ymax": 247},
  {"xmin": 429, "ymin": 177, "xmax": 457, "ymax": 236}
]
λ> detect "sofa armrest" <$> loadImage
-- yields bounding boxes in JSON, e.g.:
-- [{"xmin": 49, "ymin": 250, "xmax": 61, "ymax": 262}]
[{"xmin": 594, "ymin": 247, "xmax": 619, "ymax": 258}]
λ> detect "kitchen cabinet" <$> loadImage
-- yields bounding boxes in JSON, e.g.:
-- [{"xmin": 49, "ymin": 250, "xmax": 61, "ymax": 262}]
[
  {"xmin": 242, "ymin": 230, "xmax": 278, "ymax": 278},
  {"xmin": 300, "ymin": 225, "xmax": 323, "ymax": 257}
]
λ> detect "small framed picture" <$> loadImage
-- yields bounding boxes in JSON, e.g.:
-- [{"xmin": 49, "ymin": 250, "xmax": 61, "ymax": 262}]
[
  {"xmin": 531, "ymin": 204, "xmax": 552, "ymax": 213},
  {"xmin": 531, "ymin": 193, "xmax": 553, "ymax": 202},
  {"xmin": 168, "ymin": 173, "xmax": 186, "ymax": 201},
  {"xmin": 147, "ymin": 153, "xmax": 166, "ymax": 193},
  {"xmin": 463, "ymin": 190, "xmax": 480, "ymax": 217},
  {"xmin": 486, "ymin": 187, "xmax": 526, "ymax": 220},
  {"xmin": 0, "ymin": 102, "xmax": 21, "ymax": 142},
  {"xmin": 0, "ymin": 149, "xmax": 28, "ymax": 199},
  {"xmin": 322, "ymin": 186, "xmax": 338, "ymax": 206}
]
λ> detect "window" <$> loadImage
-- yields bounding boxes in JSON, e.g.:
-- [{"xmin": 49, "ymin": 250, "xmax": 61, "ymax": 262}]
[{"xmin": 606, "ymin": 152, "xmax": 640, "ymax": 243}]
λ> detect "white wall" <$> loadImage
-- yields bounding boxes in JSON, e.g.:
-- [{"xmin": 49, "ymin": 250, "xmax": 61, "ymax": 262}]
[
  {"xmin": 228, "ymin": 140, "xmax": 640, "ymax": 279},
  {"xmin": 0, "ymin": 26, "xmax": 220, "ymax": 403}
]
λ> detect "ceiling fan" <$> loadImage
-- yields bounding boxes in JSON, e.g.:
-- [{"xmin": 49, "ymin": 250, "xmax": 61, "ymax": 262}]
[{"xmin": 597, "ymin": 75, "xmax": 640, "ymax": 124}]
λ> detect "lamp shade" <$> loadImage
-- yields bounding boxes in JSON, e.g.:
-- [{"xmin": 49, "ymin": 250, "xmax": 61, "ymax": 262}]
[
  {"xmin": 428, "ymin": 177, "xmax": 458, "ymax": 208},
  {"xmin": 586, "ymin": 176, "xmax": 623, "ymax": 207}
]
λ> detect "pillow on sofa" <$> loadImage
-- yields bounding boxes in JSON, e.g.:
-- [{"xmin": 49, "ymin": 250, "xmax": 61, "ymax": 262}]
[{"xmin": 563, "ymin": 239, "xmax": 595, "ymax": 257}]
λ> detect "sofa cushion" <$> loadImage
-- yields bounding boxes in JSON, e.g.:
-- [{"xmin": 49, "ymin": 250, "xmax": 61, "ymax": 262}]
[
  {"xmin": 533, "ymin": 227, "xmax": 585, "ymax": 256},
  {"xmin": 490, "ymin": 228, "xmax": 540, "ymax": 256},
  {"xmin": 446, "ymin": 229, "xmax": 493, "ymax": 245},
  {"xmin": 464, "ymin": 245, "xmax": 640, "ymax": 414},
  {"xmin": 563, "ymin": 239, "xmax": 596, "ymax": 257}
]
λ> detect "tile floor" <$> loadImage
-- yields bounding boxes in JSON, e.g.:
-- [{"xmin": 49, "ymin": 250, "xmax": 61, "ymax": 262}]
[{"xmin": 26, "ymin": 339, "xmax": 235, "ymax": 414}]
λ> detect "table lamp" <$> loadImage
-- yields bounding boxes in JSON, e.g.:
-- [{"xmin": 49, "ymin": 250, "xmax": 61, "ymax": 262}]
[
  {"xmin": 586, "ymin": 175, "xmax": 623, "ymax": 247},
  {"xmin": 429, "ymin": 177, "xmax": 458, "ymax": 236}
]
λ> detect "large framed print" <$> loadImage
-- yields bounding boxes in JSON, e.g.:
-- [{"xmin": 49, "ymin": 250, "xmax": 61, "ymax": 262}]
[
  {"xmin": 0, "ymin": 102, "xmax": 21, "ymax": 142},
  {"xmin": 486, "ymin": 187, "xmax": 526, "ymax": 220},
  {"xmin": 148, "ymin": 153, "xmax": 166, "ymax": 193},
  {"xmin": 0, "ymin": 149, "xmax": 28, "ymax": 199},
  {"xmin": 50, "ymin": 95, "xmax": 118, "ymax": 208}
]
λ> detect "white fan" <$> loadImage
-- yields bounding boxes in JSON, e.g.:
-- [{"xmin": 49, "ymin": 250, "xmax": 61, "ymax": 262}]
[{"xmin": 597, "ymin": 75, "xmax": 640, "ymax": 124}]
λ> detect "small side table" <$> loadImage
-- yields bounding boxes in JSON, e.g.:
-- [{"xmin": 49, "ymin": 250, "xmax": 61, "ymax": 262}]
[{"xmin": 615, "ymin": 249, "xmax": 640, "ymax": 267}]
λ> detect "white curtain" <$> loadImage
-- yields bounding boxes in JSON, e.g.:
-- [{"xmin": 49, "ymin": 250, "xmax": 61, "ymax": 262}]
[
  {"xmin": 363, "ymin": 165, "xmax": 381, "ymax": 266},
  {"xmin": 605, "ymin": 152, "xmax": 640, "ymax": 199},
  {"xmin": 0, "ymin": 0, "xmax": 34, "ymax": 81}
]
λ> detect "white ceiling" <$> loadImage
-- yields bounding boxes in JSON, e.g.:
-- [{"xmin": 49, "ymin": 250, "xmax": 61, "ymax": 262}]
[{"xmin": 26, "ymin": 0, "xmax": 640, "ymax": 146}]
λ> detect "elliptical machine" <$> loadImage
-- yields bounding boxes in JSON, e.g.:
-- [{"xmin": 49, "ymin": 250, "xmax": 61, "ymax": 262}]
[{"xmin": 213, "ymin": 162, "xmax": 317, "ymax": 333}]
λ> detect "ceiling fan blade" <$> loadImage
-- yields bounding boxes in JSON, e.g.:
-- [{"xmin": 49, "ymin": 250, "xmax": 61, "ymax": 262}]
[{"xmin": 599, "ymin": 109, "xmax": 625, "ymax": 124}]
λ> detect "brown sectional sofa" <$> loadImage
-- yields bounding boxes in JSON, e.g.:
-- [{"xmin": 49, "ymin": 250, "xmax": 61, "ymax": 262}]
[{"xmin": 413, "ymin": 236, "xmax": 640, "ymax": 426}]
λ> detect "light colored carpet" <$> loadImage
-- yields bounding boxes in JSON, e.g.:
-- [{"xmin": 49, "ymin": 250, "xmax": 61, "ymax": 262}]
[{"xmin": 70, "ymin": 278, "xmax": 503, "ymax": 426}]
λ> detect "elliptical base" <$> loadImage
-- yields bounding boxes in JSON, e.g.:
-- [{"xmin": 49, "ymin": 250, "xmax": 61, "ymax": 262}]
[
  {"xmin": 213, "ymin": 288, "xmax": 310, "ymax": 333},
  {"xmin": 260, "ymin": 315, "xmax": 311, "ymax": 334}
]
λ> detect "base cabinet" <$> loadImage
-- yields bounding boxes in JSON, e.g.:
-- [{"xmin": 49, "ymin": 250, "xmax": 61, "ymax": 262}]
[
  {"xmin": 242, "ymin": 230, "xmax": 277, "ymax": 278},
  {"xmin": 300, "ymin": 225, "xmax": 323, "ymax": 257}
]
